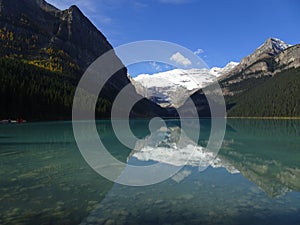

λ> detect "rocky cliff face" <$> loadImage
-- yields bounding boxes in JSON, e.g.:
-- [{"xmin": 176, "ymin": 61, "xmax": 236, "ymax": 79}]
[
  {"xmin": 228, "ymin": 38, "xmax": 291, "ymax": 76},
  {"xmin": 0, "ymin": 0, "xmax": 115, "ymax": 71},
  {"xmin": 274, "ymin": 44, "xmax": 300, "ymax": 72}
]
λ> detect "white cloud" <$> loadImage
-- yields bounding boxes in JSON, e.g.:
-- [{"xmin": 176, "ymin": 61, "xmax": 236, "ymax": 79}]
[
  {"xmin": 149, "ymin": 61, "xmax": 161, "ymax": 71},
  {"xmin": 194, "ymin": 48, "xmax": 204, "ymax": 55},
  {"xmin": 170, "ymin": 52, "xmax": 192, "ymax": 67}
]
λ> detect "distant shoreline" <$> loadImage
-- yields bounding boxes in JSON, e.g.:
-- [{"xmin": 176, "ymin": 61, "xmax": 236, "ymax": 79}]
[{"xmin": 2, "ymin": 117, "xmax": 300, "ymax": 124}]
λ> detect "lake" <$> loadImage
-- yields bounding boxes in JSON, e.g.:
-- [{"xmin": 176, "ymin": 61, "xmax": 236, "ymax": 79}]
[{"xmin": 0, "ymin": 119, "xmax": 300, "ymax": 225}]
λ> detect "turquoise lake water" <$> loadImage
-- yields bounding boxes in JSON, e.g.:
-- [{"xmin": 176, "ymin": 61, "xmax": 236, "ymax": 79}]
[{"xmin": 0, "ymin": 119, "xmax": 300, "ymax": 225}]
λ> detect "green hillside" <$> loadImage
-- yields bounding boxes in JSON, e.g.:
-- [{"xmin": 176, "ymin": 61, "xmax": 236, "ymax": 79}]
[{"xmin": 227, "ymin": 67, "xmax": 300, "ymax": 117}]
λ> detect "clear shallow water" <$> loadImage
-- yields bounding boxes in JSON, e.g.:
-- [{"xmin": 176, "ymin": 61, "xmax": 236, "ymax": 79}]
[{"xmin": 0, "ymin": 119, "xmax": 300, "ymax": 225}]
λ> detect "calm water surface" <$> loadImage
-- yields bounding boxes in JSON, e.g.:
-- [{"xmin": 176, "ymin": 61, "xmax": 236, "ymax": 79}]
[{"xmin": 0, "ymin": 119, "xmax": 300, "ymax": 225}]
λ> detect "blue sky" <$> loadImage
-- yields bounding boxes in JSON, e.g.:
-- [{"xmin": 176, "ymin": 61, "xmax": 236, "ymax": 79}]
[{"xmin": 47, "ymin": 0, "xmax": 300, "ymax": 69}]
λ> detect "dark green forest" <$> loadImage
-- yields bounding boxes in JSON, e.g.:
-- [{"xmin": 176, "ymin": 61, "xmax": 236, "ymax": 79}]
[
  {"xmin": 0, "ymin": 58, "xmax": 111, "ymax": 121},
  {"xmin": 227, "ymin": 67, "xmax": 300, "ymax": 117}
]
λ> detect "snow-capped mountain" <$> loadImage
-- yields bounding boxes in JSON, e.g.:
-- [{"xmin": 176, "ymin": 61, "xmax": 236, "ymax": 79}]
[{"xmin": 130, "ymin": 62, "xmax": 238, "ymax": 108}]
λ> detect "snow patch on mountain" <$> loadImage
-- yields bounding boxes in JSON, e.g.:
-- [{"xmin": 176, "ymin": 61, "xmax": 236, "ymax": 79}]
[
  {"xmin": 259, "ymin": 37, "xmax": 291, "ymax": 53},
  {"xmin": 210, "ymin": 61, "xmax": 239, "ymax": 77},
  {"xmin": 271, "ymin": 38, "xmax": 291, "ymax": 50},
  {"xmin": 254, "ymin": 37, "xmax": 292, "ymax": 58}
]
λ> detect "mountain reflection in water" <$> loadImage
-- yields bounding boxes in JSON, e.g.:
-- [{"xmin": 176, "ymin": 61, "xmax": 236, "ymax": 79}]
[
  {"xmin": 81, "ymin": 119, "xmax": 300, "ymax": 225},
  {"xmin": 0, "ymin": 119, "xmax": 300, "ymax": 225}
]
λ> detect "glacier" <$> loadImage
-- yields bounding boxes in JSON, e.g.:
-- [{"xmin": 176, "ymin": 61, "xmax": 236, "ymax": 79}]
[{"xmin": 130, "ymin": 62, "xmax": 239, "ymax": 108}]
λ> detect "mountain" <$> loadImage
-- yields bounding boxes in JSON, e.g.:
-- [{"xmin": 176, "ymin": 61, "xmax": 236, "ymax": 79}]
[
  {"xmin": 219, "ymin": 38, "xmax": 300, "ymax": 117},
  {"xmin": 131, "ymin": 69, "xmax": 216, "ymax": 108},
  {"xmin": 131, "ymin": 62, "xmax": 238, "ymax": 108},
  {"xmin": 130, "ymin": 37, "xmax": 299, "ymax": 118},
  {"xmin": 224, "ymin": 38, "xmax": 291, "ymax": 78},
  {"xmin": 0, "ymin": 0, "xmax": 167, "ymax": 120},
  {"xmin": 221, "ymin": 38, "xmax": 293, "ymax": 97},
  {"xmin": 0, "ymin": 0, "xmax": 119, "ymax": 72},
  {"xmin": 1, "ymin": 1, "xmax": 298, "ymax": 120},
  {"xmin": 176, "ymin": 37, "xmax": 300, "ymax": 118}
]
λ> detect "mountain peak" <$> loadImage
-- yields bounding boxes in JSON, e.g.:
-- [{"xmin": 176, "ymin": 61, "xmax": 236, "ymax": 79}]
[
  {"xmin": 64, "ymin": 5, "xmax": 86, "ymax": 19},
  {"xmin": 68, "ymin": 5, "xmax": 82, "ymax": 13},
  {"xmin": 225, "ymin": 37, "xmax": 292, "ymax": 76},
  {"xmin": 259, "ymin": 37, "xmax": 291, "ymax": 56}
]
